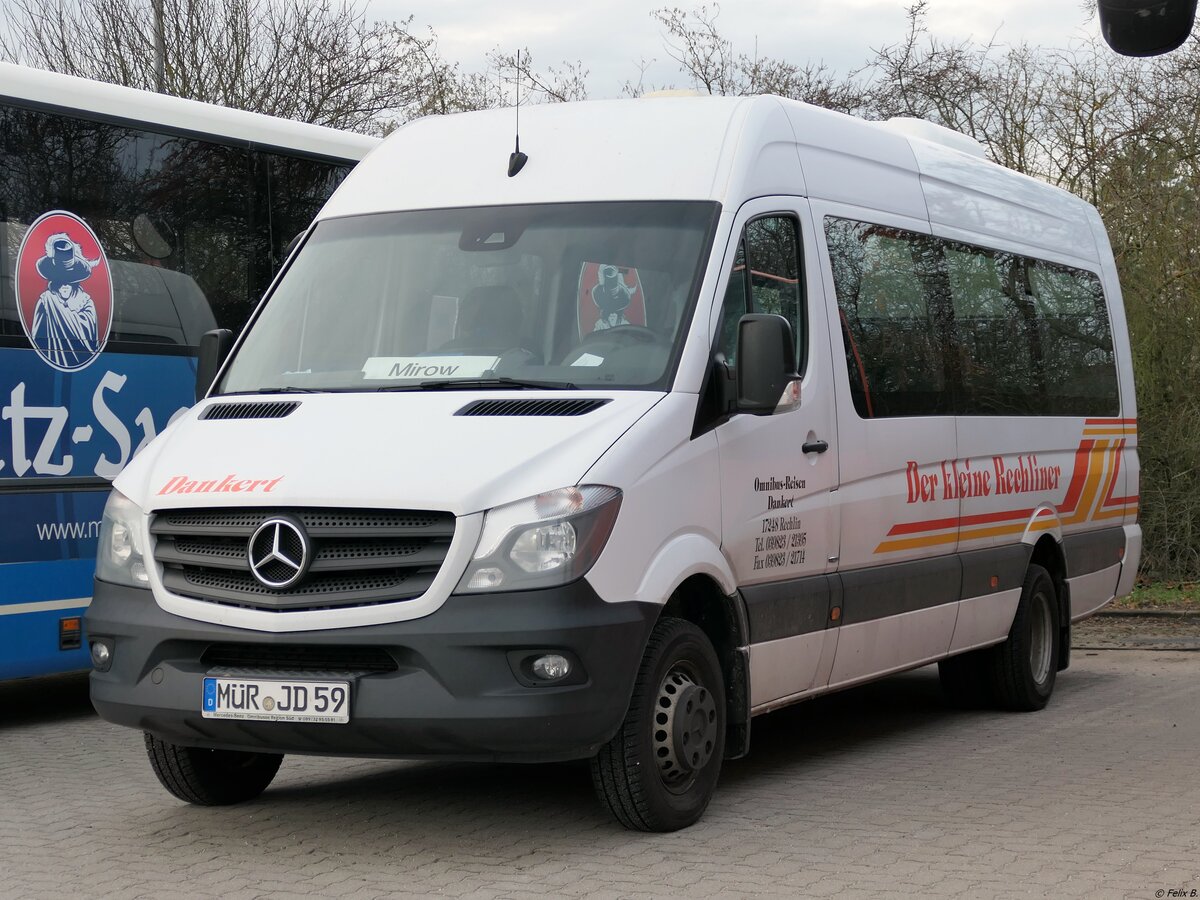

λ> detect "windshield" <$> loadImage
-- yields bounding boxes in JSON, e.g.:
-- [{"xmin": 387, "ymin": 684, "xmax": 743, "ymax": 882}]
[{"xmin": 218, "ymin": 201, "xmax": 719, "ymax": 394}]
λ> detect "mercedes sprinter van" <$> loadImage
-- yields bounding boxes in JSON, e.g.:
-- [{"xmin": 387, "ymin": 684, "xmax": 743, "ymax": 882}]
[{"xmin": 87, "ymin": 96, "xmax": 1140, "ymax": 831}]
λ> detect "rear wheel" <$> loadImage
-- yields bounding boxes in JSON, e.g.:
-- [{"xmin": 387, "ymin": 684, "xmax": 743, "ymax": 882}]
[
  {"xmin": 590, "ymin": 617, "xmax": 725, "ymax": 832},
  {"xmin": 145, "ymin": 732, "xmax": 283, "ymax": 805},
  {"xmin": 989, "ymin": 564, "xmax": 1060, "ymax": 711}
]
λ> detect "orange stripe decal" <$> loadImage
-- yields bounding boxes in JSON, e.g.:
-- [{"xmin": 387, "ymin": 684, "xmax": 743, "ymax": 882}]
[{"xmin": 1056, "ymin": 440, "xmax": 1095, "ymax": 517}]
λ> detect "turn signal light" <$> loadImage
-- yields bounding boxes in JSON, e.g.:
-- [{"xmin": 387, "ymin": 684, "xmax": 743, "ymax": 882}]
[{"xmin": 59, "ymin": 616, "xmax": 82, "ymax": 651}]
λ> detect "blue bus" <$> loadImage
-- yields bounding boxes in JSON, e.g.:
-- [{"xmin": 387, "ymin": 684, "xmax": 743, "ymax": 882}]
[{"xmin": 0, "ymin": 63, "xmax": 377, "ymax": 680}]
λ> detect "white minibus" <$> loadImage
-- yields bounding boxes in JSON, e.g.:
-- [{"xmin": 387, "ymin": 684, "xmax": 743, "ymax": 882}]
[{"xmin": 86, "ymin": 95, "xmax": 1139, "ymax": 832}]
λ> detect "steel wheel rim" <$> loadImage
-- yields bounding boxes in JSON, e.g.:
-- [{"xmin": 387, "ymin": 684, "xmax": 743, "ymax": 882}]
[
  {"xmin": 651, "ymin": 663, "xmax": 718, "ymax": 794},
  {"xmin": 1029, "ymin": 589, "xmax": 1054, "ymax": 686}
]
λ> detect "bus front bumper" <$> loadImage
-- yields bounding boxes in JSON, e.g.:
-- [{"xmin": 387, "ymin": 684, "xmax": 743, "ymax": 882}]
[{"xmin": 86, "ymin": 579, "xmax": 656, "ymax": 762}]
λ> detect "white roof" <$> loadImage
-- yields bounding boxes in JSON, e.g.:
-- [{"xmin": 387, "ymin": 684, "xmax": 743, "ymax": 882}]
[
  {"xmin": 322, "ymin": 94, "xmax": 1101, "ymax": 266},
  {"xmin": 0, "ymin": 62, "xmax": 378, "ymax": 161}
]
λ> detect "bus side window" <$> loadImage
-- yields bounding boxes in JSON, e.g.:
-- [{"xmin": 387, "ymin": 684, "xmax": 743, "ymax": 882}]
[{"xmin": 825, "ymin": 217, "xmax": 949, "ymax": 418}]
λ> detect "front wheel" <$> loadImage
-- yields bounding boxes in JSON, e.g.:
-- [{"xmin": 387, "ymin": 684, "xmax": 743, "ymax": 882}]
[
  {"xmin": 145, "ymin": 732, "xmax": 283, "ymax": 805},
  {"xmin": 590, "ymin": 617, "xmax": 726, "ymax": 832}
]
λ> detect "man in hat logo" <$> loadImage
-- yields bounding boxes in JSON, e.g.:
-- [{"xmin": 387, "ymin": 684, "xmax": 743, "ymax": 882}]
[
  {"xmin": 15, "ymin": 211, "xmax": 113, "ymax": 372},
  {"xmin": 576, "ymin": 262, "xmax": 646, "ymax": 337}
]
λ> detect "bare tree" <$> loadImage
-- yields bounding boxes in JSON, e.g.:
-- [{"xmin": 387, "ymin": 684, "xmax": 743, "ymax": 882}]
[
  {"xmin": 650, "ymin": 4, "xmax": 865, "ymax": 113},
  {"xmin": 653, "ymin": 4, "xmax": 737, "ymax": 95},
  {"xmin": 487, "ymin": 49, "xmax": 589, "ymax": 104},
  {"xmin": 0, "ymin": 0, "xmax": 454, "ymax": 133}
]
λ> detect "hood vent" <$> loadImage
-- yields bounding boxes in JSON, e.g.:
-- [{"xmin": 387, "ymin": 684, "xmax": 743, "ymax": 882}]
[
  {"xmin": 200, "ymin": 400, "xmax": 300, "ymax": 421},
  {"xmin": 455, "ymin": 398, "xmax": 612, "ymax": 417}
]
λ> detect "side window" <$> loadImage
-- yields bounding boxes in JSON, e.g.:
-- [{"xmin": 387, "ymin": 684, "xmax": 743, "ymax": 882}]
[
  {"xmin": 1026, "ymin": 261, "xmax": 1118, "ymax": 415},
  {"xmin": 745, "ymin": 216, "xmax": 804, "ymax": 370},
  {"xmin": 825, "ymin": 217, "xmax": 948, "ymax": 418},
  {"xmin": 824, "ymin": 213, "xmax": 1120, "ymax": 419},
  {"xmin": 716, "ymin": 215, "xmax": 804, "ymax": 370},
  {"xmin": 0, "ymin": 103, "xmax": 326, "ymax": 350},
  {"xmin": 255, "ymin": 149, "xmax": 354, "ymax": 278},
  {"xmin": 945, "ymin": 245, "xmax": 1040, "ymax": 415}
]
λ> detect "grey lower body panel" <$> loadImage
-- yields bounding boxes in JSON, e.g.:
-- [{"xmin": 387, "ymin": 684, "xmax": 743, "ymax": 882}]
[
  {"xmin": 86, "ymin": 579, "xmax": 657, "ymax": 762},
  {"xmin": 740, "ymin": 530, "xmax": 1129, "ymax": 646}
]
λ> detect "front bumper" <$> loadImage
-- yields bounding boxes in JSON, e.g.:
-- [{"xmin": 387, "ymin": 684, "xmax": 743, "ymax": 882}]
[{"xmin": 86, "ymin": 579, "xmax": 657, "ymax": 762}]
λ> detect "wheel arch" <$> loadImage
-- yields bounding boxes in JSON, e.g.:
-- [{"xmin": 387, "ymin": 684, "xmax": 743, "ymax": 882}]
[
  {"xmin": 660, "ymin": 573, "xmax": 752, "ymax": 760},
  {"xmin": 1028, "ymin": 534, "xmax": 1071, "ymax": 671}
]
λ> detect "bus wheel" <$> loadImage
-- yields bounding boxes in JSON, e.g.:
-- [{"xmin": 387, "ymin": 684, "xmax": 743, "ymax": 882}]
[
  {"xmin": 990, "ymin": 564, "xmax": 1060, "ymax": 711},
  {"xmin": 144, "ymin": 732, "xmax": 283, "ymax": 805},
  {"xmin": 590, "ymin": 617, "xmax": 725, "ymax": 832}
]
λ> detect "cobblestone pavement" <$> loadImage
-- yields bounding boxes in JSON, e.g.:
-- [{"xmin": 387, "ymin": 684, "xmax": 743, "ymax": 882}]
[{"xmin": 1, "ymin": 645, "xmax": 1197, "ymax": 899}]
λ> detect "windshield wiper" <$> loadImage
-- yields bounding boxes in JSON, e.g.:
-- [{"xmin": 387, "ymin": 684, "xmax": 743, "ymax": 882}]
[
  {"xmin": 221, "ymin": 387, "xmax": 327, "ymax": 395},
  {"xmin": 378, "ymin": 377, "xmax": 577, "ymax": 392}
]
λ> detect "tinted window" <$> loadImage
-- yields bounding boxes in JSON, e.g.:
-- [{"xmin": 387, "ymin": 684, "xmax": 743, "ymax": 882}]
[
  {"xmin": 945, "ymin": 244, "xmax": 1039, "ymax": 415},
  {"xmin": 825, "ymin": 218, "xmax": 951, "ymax": 417},
  {"xmin": 824, "ymin": 215, "xmax": 1119, "ymax": 418},
  {"xmin": 0, "ymin": 103, "xmax": 354, "ymax": 349},
  {"xmin": 1026, "ymin": 260, "xmax": 1118, "ymax": 415}
]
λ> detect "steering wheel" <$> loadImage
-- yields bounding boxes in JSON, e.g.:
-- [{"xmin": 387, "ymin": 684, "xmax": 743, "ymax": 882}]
[{"xmin": 581, "ymin": 325, "xmax": 659, "ymax": 344}]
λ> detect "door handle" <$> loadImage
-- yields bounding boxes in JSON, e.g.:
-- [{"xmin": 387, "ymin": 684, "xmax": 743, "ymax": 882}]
[{"xmin": 802, "ymin": 439, "xmax": 829, "ymax": 454}]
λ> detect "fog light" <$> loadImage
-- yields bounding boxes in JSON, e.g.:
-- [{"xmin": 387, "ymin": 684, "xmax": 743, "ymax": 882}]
[
  {"xmin": 532, "ymin": 654, "xmax": 571, "ymax": 681},
  {"xmin": 89, "ymin": 640, "xmax": 112, "ymax": 671}
]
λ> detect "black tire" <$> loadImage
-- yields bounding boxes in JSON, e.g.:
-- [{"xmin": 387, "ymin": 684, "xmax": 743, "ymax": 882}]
[
  {"xmin": 937, "ymin": 650, "xmax": 993, "ymax": 708},
  {"xmin": 988, "ymin": 564, "xmax": 1060, "ymax": 711},
  {"xmin": 590, "ymin": 617, "xmax": 726, "ymax": 832},
  {"xmin": 144, "ymin": 732, "xmax": 283, "ymax": 805}
]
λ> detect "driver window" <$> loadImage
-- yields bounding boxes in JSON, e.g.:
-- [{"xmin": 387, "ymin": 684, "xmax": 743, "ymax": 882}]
[
  {"xmin": 745, "ymin": 215, "xmax": 803, "ymax": 371},
  {"xmin": 716, "ymin": 215, "xmax": 804, "ymax": 371}
]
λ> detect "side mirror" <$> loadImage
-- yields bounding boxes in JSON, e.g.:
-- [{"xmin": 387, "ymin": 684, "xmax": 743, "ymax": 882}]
[
  {"xmin": 735, "ymin": 314, "xmax": 801, "ymax": 415},
  {"xmin": 284, "ymin": 230, "xmax": 305, "ymax": 260},
  {"xmin": 195, "ymin": 328, "xmax": 234, "ymax": 401},
  {"xmin": 1098, "ymin": 0, "xmax": 1196, "ymax": 55}
]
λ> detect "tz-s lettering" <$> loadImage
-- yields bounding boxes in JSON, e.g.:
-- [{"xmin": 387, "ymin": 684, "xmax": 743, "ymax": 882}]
[{"xmin": 0, "ymin": 372, "xmax": 189, "ymax": 478}]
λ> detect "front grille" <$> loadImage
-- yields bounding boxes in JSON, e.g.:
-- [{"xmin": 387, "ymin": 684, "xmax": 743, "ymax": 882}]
[
  {"xmin": 151, "ymin": 507, "xmax": 455, "ymax": 612},
  {"xmin": 202, "ymin": 643, "xmax": 398, "ymax": 673}
]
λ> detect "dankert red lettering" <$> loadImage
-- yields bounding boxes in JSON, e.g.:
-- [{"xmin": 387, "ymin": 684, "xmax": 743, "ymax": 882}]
[
  {"xmin": 158, "ymin": 475, "xmax": 185, "ymax": 495},
  {"xmin": 156, "ymin": 474, "xmax": 284, "ymax": 495}
]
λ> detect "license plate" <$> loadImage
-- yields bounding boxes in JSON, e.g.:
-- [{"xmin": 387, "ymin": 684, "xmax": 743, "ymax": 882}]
[{"xmin": 201, "ymin": 677, "xmax": 350, "ymax": 724}]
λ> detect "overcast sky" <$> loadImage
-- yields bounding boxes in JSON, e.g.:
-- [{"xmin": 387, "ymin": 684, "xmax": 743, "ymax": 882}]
[{"xmin": 374, "ymin": 0, "xmax": 1104, "ymax": 98}]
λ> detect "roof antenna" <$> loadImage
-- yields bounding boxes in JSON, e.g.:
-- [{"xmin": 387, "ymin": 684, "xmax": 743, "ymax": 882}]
[{"xmin": 508, "ymin": 49, "xmax": 529, "ymax": 177}]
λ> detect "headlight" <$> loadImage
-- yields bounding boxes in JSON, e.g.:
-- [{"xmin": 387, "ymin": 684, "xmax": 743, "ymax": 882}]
[
  {"xmin": 458, "ymin": 486, "xmax": 622, "ymax": 593},
  {"xmin": 96, "ymin": 490, "xmax": 150, "ymax": 587}
]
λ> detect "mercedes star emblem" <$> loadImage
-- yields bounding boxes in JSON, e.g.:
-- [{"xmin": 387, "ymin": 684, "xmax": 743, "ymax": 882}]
[{"xmin": 247, "ymin": 517, "xmax": 310, "ymax": 589}]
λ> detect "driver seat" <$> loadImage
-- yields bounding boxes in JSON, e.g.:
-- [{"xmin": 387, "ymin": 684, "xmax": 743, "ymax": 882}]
[{"xmin": 441, "ymin": 284, "xmax": 525, "ymax": 352}]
